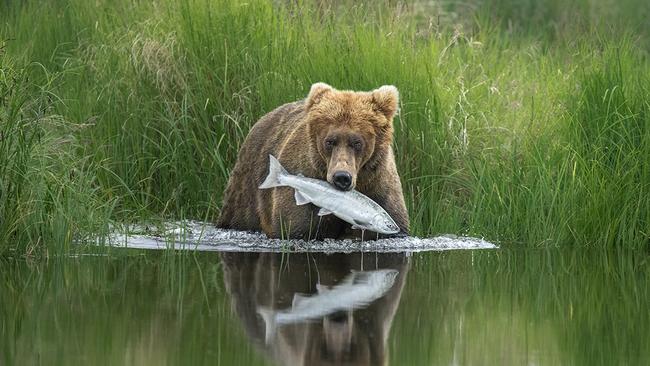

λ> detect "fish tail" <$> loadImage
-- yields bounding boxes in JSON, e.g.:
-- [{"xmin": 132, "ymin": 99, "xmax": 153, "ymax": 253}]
[
  {"xmin": 259, "ymin": 155, "xmax": 288, "ymax": 189},
  {"xmin": 257, "ymin": 306, "xmax": 277, "ymax": 344}
]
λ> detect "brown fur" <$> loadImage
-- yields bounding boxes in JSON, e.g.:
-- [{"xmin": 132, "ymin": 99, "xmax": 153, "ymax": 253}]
[
  {"xmin": 220, "ymin": 252, "xmax": 409, "ymax": 366},
  {"xmin": 217, "ymin": 83, "xmax": 409, "ymax": 239}
]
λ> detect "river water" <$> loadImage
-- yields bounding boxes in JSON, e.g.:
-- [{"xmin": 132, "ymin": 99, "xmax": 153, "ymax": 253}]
[{"xmin": 1, "ymin": 225, "xmax": 648, "ymax": 365}]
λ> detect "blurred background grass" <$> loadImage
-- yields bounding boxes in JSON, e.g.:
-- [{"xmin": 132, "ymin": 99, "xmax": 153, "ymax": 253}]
[{"xmin": 1, "ymin": 0, "xmax": 649, "ymax": 254}]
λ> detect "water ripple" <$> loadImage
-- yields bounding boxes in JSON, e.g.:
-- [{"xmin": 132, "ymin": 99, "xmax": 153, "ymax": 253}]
[{"xmin": 103, "ymin": 221, "xmax": 497, "ymax": 253}]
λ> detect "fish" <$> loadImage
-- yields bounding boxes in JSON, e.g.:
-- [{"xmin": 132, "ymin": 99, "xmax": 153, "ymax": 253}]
[
  {"xmin": 257, "ymin": 269, "xmax": 399, "ymax": 343},
  {"xmin": 258, "ymin": 155, "xmax": 400, "ymax": 234}
]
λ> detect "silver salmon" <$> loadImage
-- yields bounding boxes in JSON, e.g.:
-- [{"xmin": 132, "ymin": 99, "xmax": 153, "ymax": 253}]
[
  {"xmin": 257, "ymin": 269, "xmax": 399, "ymax": 343},
  {"xmin": 258, "ymin": 155, "xmax": 400, "ymax": 234}
]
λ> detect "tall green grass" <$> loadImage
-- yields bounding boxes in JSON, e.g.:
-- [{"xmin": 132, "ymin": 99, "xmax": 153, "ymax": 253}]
[
  {"xmin": 0, "ymin": 0, "xmax": 649, "ymax": 253},
  {"xmin": 0, "ymin": 48, "xmax": 114, "ymax": 253}
]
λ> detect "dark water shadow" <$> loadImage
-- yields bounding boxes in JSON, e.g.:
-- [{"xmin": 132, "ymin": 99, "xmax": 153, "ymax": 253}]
[{"xmin": 220, "ymin": 252, "xmax": 409, "ymax": 366}]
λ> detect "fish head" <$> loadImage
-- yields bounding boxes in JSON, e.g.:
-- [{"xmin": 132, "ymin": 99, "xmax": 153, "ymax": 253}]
[
  {"xmin": 382, "ymin": 269, "xmax": 399, "ymax": 282},
  {"xmin": 369, "ymin": 213, "xmax": 400, "ymax": 234},
  {"xmin": 366, "ymin": 269, "xmax": 399, "ymax": 289}
]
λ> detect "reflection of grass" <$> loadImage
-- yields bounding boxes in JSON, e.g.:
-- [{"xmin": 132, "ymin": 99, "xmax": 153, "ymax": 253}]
[
  {"xmin": 392, "ymin": 249, "xmax": 650, "ymax": 365},
  {"xmin": 2, "ymin": 247, "xmax": 646, "ymax": 365},
  {"xmin": 1, "ymin": 0, "xmax": 649, "ymax": 253},
  {"xmin": 0, "ymin": 253, "xmax": 270, "ymax": 365}
]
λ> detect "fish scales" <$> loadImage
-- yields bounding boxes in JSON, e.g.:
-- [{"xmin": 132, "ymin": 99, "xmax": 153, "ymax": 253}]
[{"xmin": 259, "ymin": 155, "xmax": 399, "ymax": 235}]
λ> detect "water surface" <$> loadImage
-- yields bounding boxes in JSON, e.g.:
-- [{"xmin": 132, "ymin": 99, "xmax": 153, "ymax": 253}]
[
  {"xmin": 2, "ymin": 247, "xmax": 648, "ymax": 365},
  {"xmin": 105, "ymin": 221, "xmax": 496, "ymax": 252}
]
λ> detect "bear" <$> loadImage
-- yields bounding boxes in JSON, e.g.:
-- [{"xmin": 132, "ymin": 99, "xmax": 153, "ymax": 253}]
[
  {"xmin": 217, "ymin": 82, "xmax": 409, "ymax": 239},
  {"xmin": 219, "ymin": 251, "xmax": 410, "ymax": 365}
]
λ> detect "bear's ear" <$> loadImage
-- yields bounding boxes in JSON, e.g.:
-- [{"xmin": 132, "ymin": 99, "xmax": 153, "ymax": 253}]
[
  {"xmin": 306, "ymin": 82, "xmax": 334, "ymax": 109},
  {"xmin": 371, "ymin": 85, "xmax": 399, "ymax": 120}
]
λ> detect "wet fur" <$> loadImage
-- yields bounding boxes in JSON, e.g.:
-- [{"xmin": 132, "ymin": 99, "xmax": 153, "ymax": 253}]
[{"xmin": 218, "ymin": 83, "xmax": 409, "ymax": 239}]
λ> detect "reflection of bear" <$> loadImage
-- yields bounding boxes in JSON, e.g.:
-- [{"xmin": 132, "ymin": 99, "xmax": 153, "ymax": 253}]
[
  {"xmin": 217, "ymin": 83, "xmax": 409, "ymax": 239},
  {"xmin": 220, "ymin": 252, "xmax": 409, "ymax": 366}
]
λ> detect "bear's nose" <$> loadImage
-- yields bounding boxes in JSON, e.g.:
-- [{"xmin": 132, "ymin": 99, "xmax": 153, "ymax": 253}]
[{"xmin": 332, "ymin": 171, "xmax": 353, "ymax": 191}]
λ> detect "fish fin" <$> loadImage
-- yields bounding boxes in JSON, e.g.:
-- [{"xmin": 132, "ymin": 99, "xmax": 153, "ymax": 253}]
[
  {"xmin": 256, "ymin": 306, "xmax": 277, "ymax": 344},
  {"xmin": 259, "ymin": 155, "xmax": 288, "ymax": 189},
  {"xmin": 292, "ymin": 294, "xmax": 309, "ymax": 308},
  {"xmin": 353, "ymin": 218, "xmax": 369, "ymax": 226},
  {"xmin": 316, "ymin": 283, "xmax": 331, "ymax": 293},
  {"xmin": 351, "ymin": 218, "xmax": 370, "ymax": 231},
  {"xmin": 294, "ymin": 190, "xmax": 310, "ymax": 205},
  {"xmin": 318, "ymin": 208, "xmax": 332, "ymax": 216}
]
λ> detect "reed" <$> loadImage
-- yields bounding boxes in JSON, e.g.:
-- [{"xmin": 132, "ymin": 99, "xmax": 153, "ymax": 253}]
[{"xmin": 1, "ymin": 0, "xmax": 648, "ymax": 253}]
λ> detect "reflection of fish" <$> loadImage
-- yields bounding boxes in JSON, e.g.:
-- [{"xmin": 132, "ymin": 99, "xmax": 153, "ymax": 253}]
[
  {"xmin": 257, "ymin": 269, "xmax": 399, "ymax": 343},
  {"xmin": 259, "ymin": 155, "xmax": 400, "ymax": 234}
]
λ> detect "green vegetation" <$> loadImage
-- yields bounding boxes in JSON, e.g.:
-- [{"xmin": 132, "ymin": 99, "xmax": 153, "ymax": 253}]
[
  {"xmin": 395, "ymin": 248, "xmax": 650, "ymax": 365},
  {"xmin": 2, "ymin": 249, "xmax": 648, "ymax": 365},
  {"xmin": 1, "ymin": 0, "xmax": 649, "ymax": 253}
]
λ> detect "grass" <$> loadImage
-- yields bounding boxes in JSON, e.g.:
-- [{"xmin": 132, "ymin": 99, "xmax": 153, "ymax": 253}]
[
  {"xmin": 393, "ymin": 248, "xmax": 650, "ymax": 365},
  {"xmin": 0, "ymin": 52, "xmax": 114, "ymax": 253},
  {"xmin": 2, "ymin": 249, "xmax": 648, "ymax": 365},
  {"xmin": 0, "ymin": 0, "xmax": 649, "ymax": 254}
]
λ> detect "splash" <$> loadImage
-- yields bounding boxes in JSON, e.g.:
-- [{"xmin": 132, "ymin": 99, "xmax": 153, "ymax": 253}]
[{"xmin": 102, "ymin": 221, "xmax": 497, "ymax": 253}]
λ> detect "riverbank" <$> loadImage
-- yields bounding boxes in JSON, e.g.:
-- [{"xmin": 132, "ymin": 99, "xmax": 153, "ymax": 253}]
[{"xmin": 1, "ymin": 0, "xmax": 649, "ymax": 254}]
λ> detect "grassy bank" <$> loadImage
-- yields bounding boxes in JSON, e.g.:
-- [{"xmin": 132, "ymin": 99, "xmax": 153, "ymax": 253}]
[{"xmin": 1, "ymin": 0, "xmax": 649, "ymax": 253}]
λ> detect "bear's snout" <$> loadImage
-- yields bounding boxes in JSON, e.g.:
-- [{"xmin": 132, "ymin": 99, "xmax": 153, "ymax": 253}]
[
  {"xmin": 332, "ymin": 171, "xmax": 353, "ymax": 191},
  {"xmin": 327, "ymin": 148, "xmax": 357, "ymax": 191}
]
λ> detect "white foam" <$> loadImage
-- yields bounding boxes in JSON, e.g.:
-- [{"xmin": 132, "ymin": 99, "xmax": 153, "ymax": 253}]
[{"xmin": 99, "ymin": 221, "xmax": 497, "ymax": 253}]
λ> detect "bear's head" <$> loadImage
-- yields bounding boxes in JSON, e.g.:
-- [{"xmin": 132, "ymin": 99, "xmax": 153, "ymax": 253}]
[{"xmin": 305, "ymin": 82, "xmax": 399, "ymax": 191}]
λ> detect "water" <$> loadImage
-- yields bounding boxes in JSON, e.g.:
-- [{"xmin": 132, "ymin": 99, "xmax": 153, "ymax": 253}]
[
  {"xmin": 104, "ymin": 221, "xmax": 497, "ymax": 252},
  {"xmin": 2, "ymin": 234, "xmax": 649, "ymax": 365}
]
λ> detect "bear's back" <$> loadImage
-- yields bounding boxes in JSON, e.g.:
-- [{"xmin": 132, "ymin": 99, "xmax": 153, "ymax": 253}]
[{"xmin": 217, "ymin": 100, "xmax": 307, "ymax": 231}]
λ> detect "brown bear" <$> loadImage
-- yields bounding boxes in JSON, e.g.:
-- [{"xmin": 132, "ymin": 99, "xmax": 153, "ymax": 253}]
[
  {"xmin": 217, "ymin": 82, "xmax": 409, "ymax": 239},
  {"xmin": 220, "ymin": 252, "xmax": 410, "ymax": 365}
]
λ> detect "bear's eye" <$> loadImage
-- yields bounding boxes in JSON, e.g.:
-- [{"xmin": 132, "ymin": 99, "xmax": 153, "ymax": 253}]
[
  {"xmin": 351, "ymin": 140, "xmax": 363, "ymax": 152},
  {"xmin": 324, "ymin": 138, "xmax": 336, "ymax": 150}
]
